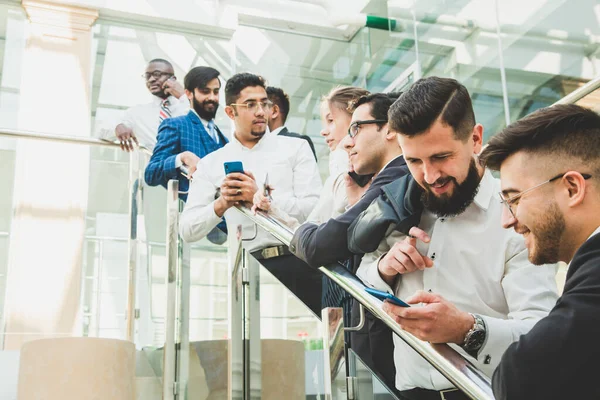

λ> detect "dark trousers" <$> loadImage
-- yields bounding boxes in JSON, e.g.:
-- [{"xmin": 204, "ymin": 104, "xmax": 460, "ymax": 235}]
[
  {"xmin": 349, "ymin": 300, "xmax": 400, "ymax": 397},
  {"xmin": 398, "ymin": 388, "xmax": 469, "ymax": 400},
  {"xmin": 258, "ymin": 254, "xmax": 323, "ymax": 317}
]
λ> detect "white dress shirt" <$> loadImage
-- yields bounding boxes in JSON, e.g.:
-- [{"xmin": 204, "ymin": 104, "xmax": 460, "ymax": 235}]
[
  {"xmin": 119, "ymin": 94, "xmax": 189, "ymax": 150},
  {"xmin": 179, "ymin": 131, "xmax": 322, "ymax": 251},
  {"xmin": 307, "ymin": 147, "xmax": 349, "ymax": 223},
  {"xmin": 357, "ymin": 170, "xmax": 559, "ymax": 391}
]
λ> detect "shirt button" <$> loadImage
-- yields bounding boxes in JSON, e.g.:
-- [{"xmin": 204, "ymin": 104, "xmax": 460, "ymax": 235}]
[
  {"xmin": 484, "ymin": 355, "xmax": 492, "ymax": 364},
  {"xmin": 430, "ymin": 253, "xmax": 436, "ymax": 260},
  {"xmin": 440, "ymin": 218, "xmax": 445, "ymax": 222}
]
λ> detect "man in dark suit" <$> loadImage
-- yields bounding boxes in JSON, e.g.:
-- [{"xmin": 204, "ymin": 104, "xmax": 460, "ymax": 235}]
[
  {"xmin": 480, "ymin": 104, "xmax": 600, "ymax": 400},
  {"xmin": 145, "ymin": 66, "xmax": 226, "ymax": 201},
  {"xmin": 289, "ymin": 92, "xmax": 408, "ymax": 394},
  {"xmin": 266, "ymin": 86, "xmax": 317, "ymax": 160}
]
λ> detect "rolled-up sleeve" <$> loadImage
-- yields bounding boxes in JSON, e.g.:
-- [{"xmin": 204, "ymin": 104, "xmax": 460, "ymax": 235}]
[
  {"xmin": 179, "ymin": 161, "xmax": 222, "ymax": 243},
  {"xmin": 478, "ymin": 244, "xmax": 558, "ymax": 367}
]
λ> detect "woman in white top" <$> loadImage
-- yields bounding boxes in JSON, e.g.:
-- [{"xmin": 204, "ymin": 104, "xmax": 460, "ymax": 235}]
[{"xmin": 254, "ymin": 86, "xmax": 370, "ymax": 226}]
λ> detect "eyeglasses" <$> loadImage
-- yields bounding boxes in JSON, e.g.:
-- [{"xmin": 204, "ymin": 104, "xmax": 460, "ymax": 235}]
[
  {"xmin": 142, "ymin": 71, "xmax": 173, "ymax": 81},
  {"xmin": 230, "ymin": 100, "xmax": 273, "ymax": 113},
  {"xmin": 499, "ymin": 172, "xmax": 592, "ymax": 218},
  {"xmin": 348, "ymin": 119, "xmax": 387, "ymax": 138}
]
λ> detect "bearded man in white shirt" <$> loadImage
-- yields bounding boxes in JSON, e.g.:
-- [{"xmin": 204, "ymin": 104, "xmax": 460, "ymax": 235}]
[
  {"xmin": 179, "ymin": 72, "xmax": 323, "ymax": 314},
  {"xmin": 352, "ymin": 77, "xmax": 559, "ymax": 400},
  {"xmin": 115, "ymin": 58, "xmax": 189, "ymax": 151}
]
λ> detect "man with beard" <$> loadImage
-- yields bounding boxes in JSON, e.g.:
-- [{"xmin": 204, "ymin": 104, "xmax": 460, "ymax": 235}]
[
  {"xmin": 351, "ymin": 77, "xmax": 558, "ymax": 400},
  {"xmin": 478, "ymin": 104, "xmax": 600, "ymax": 400},
  {"xmin": 179, "ymin": 73, "xmax": 323, "ymax": 314},
  {"xmin": 145, "ymin": 66, "xmax": 226, "ymax": 200},
  {"xmin": 113, "ymin": 58, "xmax": 189, "ymax": 151}
]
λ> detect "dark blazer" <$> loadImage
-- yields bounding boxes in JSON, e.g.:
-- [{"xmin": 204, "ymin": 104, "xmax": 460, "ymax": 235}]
[
  {"xmin": 144, "ymin": 111, "xmax": 227, "ymax": 201},
  {"xmin": 290, "ymin": 155, "xmax": 409, "ymax": 268},
  {"xmin": 278, "ymin": 127, "xmax": 317, "ymax": 161},
  {"xmin": 492, "ymin": 231, "xmax": 600, "ymax": 400}
]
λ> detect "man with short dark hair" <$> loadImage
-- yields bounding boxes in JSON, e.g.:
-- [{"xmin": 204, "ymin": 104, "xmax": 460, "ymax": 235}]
[
  {"xmin": 349, "ymin": 77, "xmax": 558, "ymax": 399},
  {"xmin": 145, "ymin": 66, "xmax": 226, "ymax": 200},
  {"xmin": 180, "ymin": 73, "xmax": 323, "ymax": 314},
  {"xmin": 114, "ymin": 58, "xmax": 189, "ymax": 151},
  {"xmin": 479, "ymin": 104, "xmax": 600, "ymax": 400},
  {"xmin": 266, "ymin": 86, "xmax": 317, "ymax": 160}
]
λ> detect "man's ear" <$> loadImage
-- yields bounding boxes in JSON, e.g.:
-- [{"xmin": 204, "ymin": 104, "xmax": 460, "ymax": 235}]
[
  {"xmin": 271, "ymin": 104, "xmax": 280, "ymax": 121},
  {"xmin": 472, "ymin": 123, "xmax": 484, "ymax": 154},
  {"xmin": 225, "ymin": 105, "xmax": 236, "ymax": 120},
  {"xmin": 185, "ymin": 89, "xmax": 193, "ymax": 101},
  {"xmin": 562, "ymin": 172, "xmax": 588, "ymax": 208}
]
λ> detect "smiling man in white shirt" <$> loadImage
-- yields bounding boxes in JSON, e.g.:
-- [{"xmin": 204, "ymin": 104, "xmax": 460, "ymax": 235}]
[
  {"xmin": 179, "ymin": 72, "xmax": 323, "ymax": 314},
  {"xmin": 115, "ymin": 58, "xmax": 189, "ymax": 151},
  {"xmin": 352, "ymin": 77, "xmax": 559, "ymax": 400}
]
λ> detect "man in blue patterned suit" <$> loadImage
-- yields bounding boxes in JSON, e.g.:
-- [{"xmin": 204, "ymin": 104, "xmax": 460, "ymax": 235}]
[{"xmin": 145, "ymin": 66, "xmax": 227, "ymax": 201}]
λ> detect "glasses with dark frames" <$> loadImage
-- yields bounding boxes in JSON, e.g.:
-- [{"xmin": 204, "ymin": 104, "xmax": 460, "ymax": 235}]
[
  {"xmin": 142, "ymin": 71, "xmax": 173, "ymax": 81},
  {"xmin": 348, "ymin": 119, "xmax": 387, "ymax": 138},
  {"xmin": 499, "ymin": 172, "xmax": 592, "ymax": 218}
]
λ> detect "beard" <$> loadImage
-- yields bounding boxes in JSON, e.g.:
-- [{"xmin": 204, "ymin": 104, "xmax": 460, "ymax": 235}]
[
  {"xmin": 193, "ymin": 96, "xmax": 219, "ymax": 120},
  {"xmin": 527, "ymin": 201, "xmax": 566, "ymax": 265},
  {"xmin": 421, "ymin": 158, "xmax": 482, "ymax": 217}
]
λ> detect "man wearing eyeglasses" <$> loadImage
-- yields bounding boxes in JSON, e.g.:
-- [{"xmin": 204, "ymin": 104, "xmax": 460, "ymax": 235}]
[
  {"xmin": 114, "ymin": 58, "xmax": 189, "ymax": 151},
  {"xmin": 349, "ymin": 77, "xmax": 558, "ymax": 400},
  {"xmin": 478, "ymin": 104, "xmax": 600, "ymax": 400},
  {"xmin": 179, "ymin": 73, "xmax": 323, "ymax": 314}
]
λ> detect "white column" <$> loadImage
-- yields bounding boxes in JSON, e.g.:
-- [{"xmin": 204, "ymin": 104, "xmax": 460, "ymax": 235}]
[{"xmin": 3, "ymin": 0, "xmax": 98, "ymax": 350}]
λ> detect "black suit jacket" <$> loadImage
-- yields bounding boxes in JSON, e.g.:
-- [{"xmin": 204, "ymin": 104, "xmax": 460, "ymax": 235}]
[
  {"xmin": 290, "ymin": 155, "xmax": 409, "ymax": 269},
  {"xmin": 492, "ymin": 231, "xmax": 600, "ymax": 400},
  {"xmin": 278, "ymin": 127, "xmax": 317, "ymax": 161}
]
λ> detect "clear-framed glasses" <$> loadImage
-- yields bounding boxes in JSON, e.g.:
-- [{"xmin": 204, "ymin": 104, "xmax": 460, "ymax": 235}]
[
  {"xmin": 499, "ymin": 172, "xmax": 592, "ymax": 218},
  {"xmin": 230, "ymin": 100, "xmax": 273, "ymax": 113},
  {"xmin": 348, "ymin": 119, "xmax": 387, "ymax": 138},
  {"xmin": 142, "ymin": 71, "xmax": 173, "ymax": 81}
]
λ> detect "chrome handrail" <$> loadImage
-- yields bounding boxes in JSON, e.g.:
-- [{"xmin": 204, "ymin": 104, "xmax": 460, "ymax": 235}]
[
  {"xmin": 234, "ymin": 205, "xmax": 495, "ymax": 400},
  {"xmin": 554, "ymin": 75, "xmax": 600, "ymax": 105},
  {"xmin": 0, "ymin": 128, "xmax": 153, "ymax": 156}
]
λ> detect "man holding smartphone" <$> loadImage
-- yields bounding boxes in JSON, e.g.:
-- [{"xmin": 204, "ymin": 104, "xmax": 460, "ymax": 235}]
[
  {"xmin": 179, "ymin": 73, "xmax": 323, "ymax": 314},
  {"xmin": 111, "ymin": 58, "xmax": 189, "ymax": 151},
  {"xmin": 350, "ymin": 77, "xmax": 558, "ymax": 400}
]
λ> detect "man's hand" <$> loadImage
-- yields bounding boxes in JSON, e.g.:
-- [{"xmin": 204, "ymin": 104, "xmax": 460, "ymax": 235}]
[
  {"xmin": 382, "ymin": 290, "xmax": 474, "ymax": 344},
  {"xmin": 214, "ymin": 171, "xmax": 258, "ymax": 217},
  {"xmin": 163, "ymin": 77, "xmax": 185, "ymax": 99},
  {"xmin": 180, "ymin": 151, "xmax": 201, "ymax": 176},
  {"xmin": 378, "ymin": 226, "xmax": 434, "ymax": 285},
  {"xmin": 115, "ymin": 124, "xmax": 138, "ymax": 152},
  {"xmin": 252, "ymin": 187, "xmax": 274, "ymax": 214}
]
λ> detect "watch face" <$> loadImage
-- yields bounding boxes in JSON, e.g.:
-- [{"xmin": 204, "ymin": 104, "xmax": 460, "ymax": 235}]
[{"xmin": 465, "ymin": 330, "xmax": 486, "ymax": 350}]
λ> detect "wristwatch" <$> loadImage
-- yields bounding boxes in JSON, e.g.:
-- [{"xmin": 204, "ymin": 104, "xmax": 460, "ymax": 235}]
[{"xmin": 461, "ymin": 313, "xmax": 487, "ymax": 357}]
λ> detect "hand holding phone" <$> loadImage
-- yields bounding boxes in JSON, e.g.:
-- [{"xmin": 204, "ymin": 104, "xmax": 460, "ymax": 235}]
[
  {"xmin": 224, "ymin": 161, "xmax": 244, "ymax": 175},
  {"xmin": 365, "ymin": 287, "xmax": 410, "ymax": 307},
  {"xmin": 348, "ymin": 171, "xmax": 373, "ymax": 187}
]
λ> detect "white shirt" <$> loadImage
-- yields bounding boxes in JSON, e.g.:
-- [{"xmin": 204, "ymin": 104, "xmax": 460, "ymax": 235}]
[
  {"xmin": 357, "ymin": 170, "xmax": 559, "ymax": 391},
  {"xmin": 307, "ymin": 147, "xmax": 349, "ymax": 223},
  {"xmin": 119, "ymin": 94, "xmax": 189, "ymax": 150},
  {"xmin": 179, "ymin": 131, "xmax": 322, "ymax": 251}
]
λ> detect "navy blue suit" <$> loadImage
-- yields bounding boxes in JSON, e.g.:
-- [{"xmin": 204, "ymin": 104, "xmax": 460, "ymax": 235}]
[{"xmin": 145, "ymin": 110, "xmax": 227, "ymax": 201}]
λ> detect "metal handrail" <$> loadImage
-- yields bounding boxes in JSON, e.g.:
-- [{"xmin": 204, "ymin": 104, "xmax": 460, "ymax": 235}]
[
  {"xmin": 0, "ymin": 128, "xmax": 153, "ymax": 156},
  {"xmin": 554, "ymin": 75, "xmax": 600, "ymax": 105},
  {"xmin": 234, "ymin": 205, "xmax": 495, "ymax": 400}
]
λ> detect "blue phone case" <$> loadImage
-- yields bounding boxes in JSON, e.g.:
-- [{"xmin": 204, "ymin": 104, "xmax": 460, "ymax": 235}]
[
  {"xmin": 365, "ymin": 287, "xmax": 410, "ymax": 307},
  {"xmin": 224, "ymin": 161, "xmax": 244, "ymax": 175}
]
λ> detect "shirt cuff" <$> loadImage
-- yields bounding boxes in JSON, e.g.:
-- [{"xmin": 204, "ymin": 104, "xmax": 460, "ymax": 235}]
[
  {"xmin": 359, "ymin": 254, "xmax": 395, "ymax": 294},
  {"xmin": 175, "ymin": 153, "xmax": 183, "ymax": 168},
  {"xmin": 476, "ymin": 315, "xmax": 514, "ymax": 369}
]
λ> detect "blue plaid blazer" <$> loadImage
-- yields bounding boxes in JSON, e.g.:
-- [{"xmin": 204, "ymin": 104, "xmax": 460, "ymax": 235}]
[{"xmin": 144, "ymin": 110, "xmax": 227, "ymax": 201}]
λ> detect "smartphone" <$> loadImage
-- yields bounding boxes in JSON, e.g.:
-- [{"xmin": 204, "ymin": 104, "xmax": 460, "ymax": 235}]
[
  {"xmin": 348, "ymin": 171, "xmax": 374, "ymax": 187},
  {"xmin": 224, "ymin": 161, "xmax": 244, "ymax": 175},
  {"xmin": 365, "ymin": 287, "xmax": 410, "ymax": 307}
]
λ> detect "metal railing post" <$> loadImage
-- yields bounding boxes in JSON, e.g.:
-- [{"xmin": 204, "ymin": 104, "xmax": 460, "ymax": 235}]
[
  {"xmin": 322, "ymin": 307, "xmax": 346, "ymax": 399},
  {"xmin": 125, "ymin": 150, "xmax": 141, "ymax": 342}
]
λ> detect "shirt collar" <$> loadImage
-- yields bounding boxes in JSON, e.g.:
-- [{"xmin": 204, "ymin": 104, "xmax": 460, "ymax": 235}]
[
  {"xmin": 231, "ymin": 130, "xmax": 269, "ymax": 150},
  {"xmin": 152, "ymin": 94, "xmax": 178, "ymax": 105},
  {"xmin": 587, "ymin": 226, "xmax": 600, "ymax": 241},
  {"xmin": 379, "ymin": 154, "xmax": 404, "ymax": 174},
  {"xmin": 189, "ymin": 109, "xmax": 211, "ymax": 128},
  {"xmin": 270, "ymin": 126, "xmax": 284, "ymax": 136},
  {"xmin": 472, "ymin": 169, "xmax": 495, "ymax": 211}
]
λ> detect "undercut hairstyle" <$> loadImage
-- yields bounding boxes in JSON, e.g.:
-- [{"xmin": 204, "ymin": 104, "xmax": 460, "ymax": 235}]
[
  {"xmin": 184, "ymin": 66, "xmax": 220, "ymax": 92},
  {"xmin": 352, "ymin": 92, "xmax": 403, "ymax": 129},
  {"xmin": 324, "ymin": 86, "xmax": 370, "ymax": 115},
  {"xmin": 148, "ymin": 58, "xmax": 173, "ymax": 69},
  {"xmin": 480, "ymin": 104, "xmax": 600, "ymax": 176},
  {"xmin": 388, "ymin": 76, "xmax": 475, "ymax": 141},
  {"xmin": 267, "ymin": 86, "xmax": 290, "ymax": 123},
  {"xmin": 225, "ymin": 73, "xmax": 266, "ymax": 105}
]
